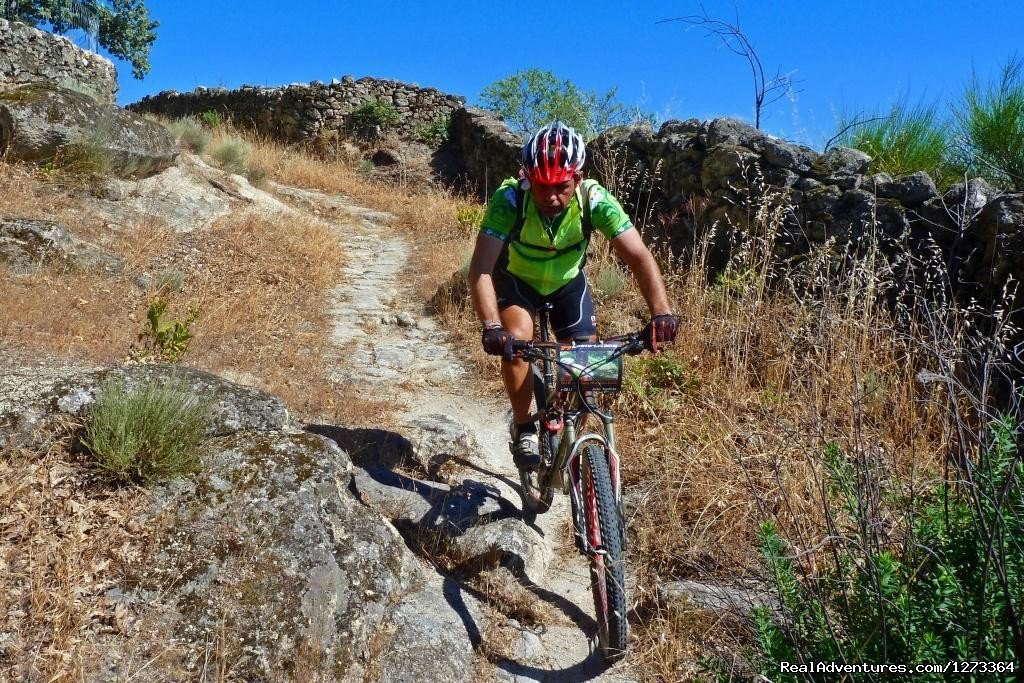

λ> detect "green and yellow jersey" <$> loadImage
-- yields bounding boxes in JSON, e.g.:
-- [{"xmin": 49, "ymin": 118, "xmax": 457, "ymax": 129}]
[{"xmin": 480, "ymin": 178, "xmax": 633, "ymax": 295}]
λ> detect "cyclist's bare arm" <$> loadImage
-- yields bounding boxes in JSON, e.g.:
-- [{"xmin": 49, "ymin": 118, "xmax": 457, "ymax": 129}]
[
  {"xmin": 610, "ymin": 229, "xmax": 672, "ymax": 316},
  {"xmin": 469, "ymin": 232, "xmax": 505, "ymax": 324}
]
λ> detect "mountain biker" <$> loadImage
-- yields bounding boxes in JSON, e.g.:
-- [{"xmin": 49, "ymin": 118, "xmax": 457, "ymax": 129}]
[{"xmin": 468, "ymin": 121, "xmax": 678, "ymax": 473}]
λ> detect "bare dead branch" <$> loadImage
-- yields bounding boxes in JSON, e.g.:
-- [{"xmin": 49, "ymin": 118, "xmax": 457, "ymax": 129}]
[{"xmin": 659, "ymin": 6, "xmax": 798, "ymax": 128}]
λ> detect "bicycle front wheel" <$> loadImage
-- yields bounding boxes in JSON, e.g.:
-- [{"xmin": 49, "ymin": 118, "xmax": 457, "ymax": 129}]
[{"xmin": 580, "ymin": 444, "xmax": 628, "ymax": 660}]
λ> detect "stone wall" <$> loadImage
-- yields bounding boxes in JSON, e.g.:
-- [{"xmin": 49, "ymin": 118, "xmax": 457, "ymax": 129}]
[
  {"xmin": 0, "ymin": 18, "xmax": 117, "ymax": 104},
  {"xmin": 448, "ymin": 107, "xmax": 523, "ymax": 196},
  {"xmin": 587, "ymin": 117, "xmax": 1023, "ymax": 306},
  {"xmin": 129, "ymin": 77, "xmax": 466, "ymax": 142},
  {"xmin": 443, "ymin": 110, "xmax": 1024, "ymax": 361}
]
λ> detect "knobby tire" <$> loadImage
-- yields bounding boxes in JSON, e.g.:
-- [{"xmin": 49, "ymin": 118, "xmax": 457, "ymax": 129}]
[{"xmin": 581, "ymin": 444, "xmax": 628, "ymax": 660}]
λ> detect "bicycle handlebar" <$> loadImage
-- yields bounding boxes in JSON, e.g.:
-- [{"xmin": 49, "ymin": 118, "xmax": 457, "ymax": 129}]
[{"xmin": 506, "ymin": 332, "xmax": 646, "ymax": 362}]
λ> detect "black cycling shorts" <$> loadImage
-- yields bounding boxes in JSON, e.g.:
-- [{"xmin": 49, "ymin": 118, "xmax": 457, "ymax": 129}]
[{"xmin": 493, "ymin": 269, "xmax": 597, "ymax": 340}]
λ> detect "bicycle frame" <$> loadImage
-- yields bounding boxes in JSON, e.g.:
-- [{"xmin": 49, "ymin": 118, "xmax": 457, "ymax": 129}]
[{"xmin": 519, "ymin": 306, "xmax": 630, "ymax": 557}]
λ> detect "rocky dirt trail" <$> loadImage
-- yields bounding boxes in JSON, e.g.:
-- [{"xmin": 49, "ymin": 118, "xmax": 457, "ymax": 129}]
[{"xmin": 289, "ymin": 184, "xmax": 639, "ymax": 682}]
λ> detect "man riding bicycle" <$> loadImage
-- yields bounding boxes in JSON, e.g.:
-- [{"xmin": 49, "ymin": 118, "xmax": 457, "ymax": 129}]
[{"xmin": 468, "ymin": 121, "xmax": 678, "ymax": 474}]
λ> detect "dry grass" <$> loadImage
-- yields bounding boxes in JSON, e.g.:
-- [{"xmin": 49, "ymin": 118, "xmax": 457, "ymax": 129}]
[{"xmin": 0, "ymin": 425, "xmax": 172, "ymax": 681}]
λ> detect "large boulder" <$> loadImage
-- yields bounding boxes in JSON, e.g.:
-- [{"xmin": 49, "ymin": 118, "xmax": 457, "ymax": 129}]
[
  {"xmin": 0, "ymin": 84, "xmax": 177, "ymax": 178},
  {"xmin": 0, "ymin": 363, "xmax": 479, "ymax": 681},
  {"xmin": 0, "ymin": 216, "xmax": 123, "ymax": 276}
]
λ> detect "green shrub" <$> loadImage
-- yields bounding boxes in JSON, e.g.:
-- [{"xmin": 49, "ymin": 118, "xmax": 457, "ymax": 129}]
[
  {"xmin": 592, "ymin": 262, "xmax": 627, "ymax": 299},
  {"xmin": 137, "ymin": 296, "xmax": 199, "ymax": 362},
  {"xmin": 210, "ymin": 137, "xmax": 250, "ymax": 175},
  {"xmin": 455, "ymin": 205, "xmax": 485, "ymax": 232},
  {"xmin": 625, "ymin": 352, "xmax": 697, "ymax": 410},
  {"xmin": 166, "ymin": 117, "xmax": 210, "ymax": 153},
  {"xmin": 752, "ymin": 421, "xmax": 1024, "ymax": 682},
  {"xmin": 200, "ymin": 109, "xmax": 223, "ymax": 128},
  {"xmin": 154, "ymin": 268, "xmax": 185, "ymax": 294},
  {"xmin": 50, "ymin": 141, "xmax": 110, "ymax": 176},
  {"xmin": 957, "ymin": 56, "xmax": 1024, "ymax": 190},
  {"xmin": 83, "ymin": 377, "xmax": 211, "ymax": 483},
  {"xmin": 358, "ymin": 158, "xmax": 375, "ymax": 173},
  {"xmin": 348, "ymin": 99, "xmax": 400, "ymax": 135},
  {"xmin": 837, "ymin": 98, "xmax": 957, "ymax": 188},
  {"xmin": 413, "ymin": 115, "xmax": 450, "ymax": 146},
  {"xmin": 245, "ymin": 164, "xmax": 269, "ymax": 188}
]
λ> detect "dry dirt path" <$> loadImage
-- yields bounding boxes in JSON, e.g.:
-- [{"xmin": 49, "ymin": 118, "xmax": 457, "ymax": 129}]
[{"xmin": 283, "ymin": 184, "xmax": 639, "ymax": 683}]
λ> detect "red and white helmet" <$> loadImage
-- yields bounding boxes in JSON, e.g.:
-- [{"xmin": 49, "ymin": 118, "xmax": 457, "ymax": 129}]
[{"xmin": 522, "ymin": 121, "xmax": 586, "ymax": 184}]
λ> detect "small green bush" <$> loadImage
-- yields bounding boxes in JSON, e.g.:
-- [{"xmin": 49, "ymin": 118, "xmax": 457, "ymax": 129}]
[
  {"xmin": 83, "ymin": 377, "xmax": 211, "ymax": 483},
  {"xmin": 358, "ymin": 158, "xmax": 375, "ymax": 173},
  {"xmin": 166, "ymin": 117, "xmax": 210, "ymax": 153},
  {"xmin": 592, "ymin": 263, "xmax": 627, "ymax": 299},
  {"xmin": 752, "ymin": 421, "xmax": 1024, "ymax": 682},
  {"xmin": 413, "ymin": 115, "xmax": 450, "ymax": 146},
  {"xmin": 957, "ymin": 56, "xmax": 1024, "ymax": 190},
  {"xmin": 201, "ymin": 109, "xmax": 223, "ymax": 128},
  {"xmin": 49, "ymin": 141, "xmax": 110, "ymax": 177},
  {"xmin": 455, "ymin": 205, "xmax": 485, "ymax": 232},
  {"xmin": 210, "ymin": 137, "xmax": 250, "ymax": 175},
  {"xmin": 837, "ymin": 98, "xmax": 957, "ymax": 188},
  {"xmin": 625, "ymin": 352, "xmax": 697, "ymax": 411},
  {"xmin": 154, "ymin": 268, "xmax": 185, "ymax": 294},
  {"xmin": 137, "ymin": 296, "xmax": 199, "ymax": 362},
  {"xmin": 245, "ymin": 164, "xmax": 269, "ymax": 188},
  {"xmin": 348, "ymin": 99, "xmax": 400, "ymax": 135}
]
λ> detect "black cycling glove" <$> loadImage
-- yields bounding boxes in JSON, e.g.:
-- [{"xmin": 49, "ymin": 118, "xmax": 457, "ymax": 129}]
[
  {"xmin": 482, "ymin": 325, "xmax": 513, "ymax": 359},
  {"xmin": 642, "ymin": 313, "xmax": 679, "ymax": 353}
]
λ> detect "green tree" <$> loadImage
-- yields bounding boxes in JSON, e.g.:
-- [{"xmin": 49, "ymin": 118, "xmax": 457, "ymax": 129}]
[
  {"xmin": 4, "ymin": 0, "xmax": 158, "ymax": 78},
  {"xmin": 478, "ymin": 68, "xmax": 650, "ymax": 140}
]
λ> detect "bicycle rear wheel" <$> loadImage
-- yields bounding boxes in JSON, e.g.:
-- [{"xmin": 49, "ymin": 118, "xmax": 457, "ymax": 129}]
[{"xmin": 580, "ymin": 443, "xmax": 628, "ymax": 660}]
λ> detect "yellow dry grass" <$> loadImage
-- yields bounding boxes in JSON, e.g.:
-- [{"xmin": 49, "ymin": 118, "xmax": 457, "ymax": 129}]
[{"xmin": 0, "ymin": 429, "xmax": 168, "ymax": 681}]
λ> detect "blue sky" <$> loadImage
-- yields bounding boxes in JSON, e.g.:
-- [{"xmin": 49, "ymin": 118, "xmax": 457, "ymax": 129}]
[{"xmin": 106, "ymin": 0, "xmax": 1023, "ymax": 149}]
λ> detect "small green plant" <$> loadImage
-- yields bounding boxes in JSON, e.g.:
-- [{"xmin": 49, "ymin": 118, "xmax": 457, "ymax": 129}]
[
  {"xmin": 82, "ymin": 377, "xmax": 211, "ymax": 483},
  {"xmin": 592, "ymin": 262, "xmax": 627, "ymax": 299},
  {"xmin": 358, "ymin": 158, "xmax": 375, "ymax": 173},
  {"xmin": 210, "ymin": 137, "xmax": 250, "ymax": 175},
  {"xmin": 348, "ymin": 99, "xmax": 400, "ymax": 136},
  {"xmin": 712, "ymin": 265, "xmax": 759, "ymax": 300},
  {"xmin": 625, "ymin": 352, "xmax": 697, "ymax": 410},
  {"xmin": 244, "ymin": 164, "xmax": 269, "ymax": 188},
  {"xmin": 154, "ymin": 268, "xmax": 185, "ymax": 294},
  {"xmin": 455, "ymin": 205, "xmax": 485, "ymax": 232},
  {"xmin": 137, "ymin": 297, "xmax": 199, "ymax": 362},
  {"xmin": 166, "ymin": 116, "xmax": 210, "ymax": 153},
  {"xmin": 752, "ymin": 421, "xmax": 1024, "ymax": 682},
  {"xmin": 413, "ymin": 115, "xmax": 450, "ymax": 146},
  {"xmin": 836, "ymin": 98, "xmax": 957, "ymax": 187},
  {"xmin": 47, "ymin": 141, "xmax": 110, "ymax": 177},
  {"xmin": 956, "ymin": 56, "xmax": 1024, "ymax": 190},
  {"xmin": 200, "ymin": 109, "xmax": 223, "ymax": 128}
]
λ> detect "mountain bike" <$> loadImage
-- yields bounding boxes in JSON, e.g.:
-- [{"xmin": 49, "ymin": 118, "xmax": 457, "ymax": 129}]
[{"xmin": 506, "ymin": 303, "xmax": 644, "ymax": 661}]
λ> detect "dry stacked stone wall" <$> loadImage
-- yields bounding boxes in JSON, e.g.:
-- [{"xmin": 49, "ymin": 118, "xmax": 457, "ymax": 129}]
[
  {"xmin": 0, "ymin": 18, "xmax": 117, "ymax": 104},
  {"xmin": 129, "ymin": 76, "xmax": 466, "ymax": 142}
]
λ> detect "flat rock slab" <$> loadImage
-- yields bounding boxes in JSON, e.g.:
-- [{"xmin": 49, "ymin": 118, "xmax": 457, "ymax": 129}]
[{"xmin": 0, "ymin": 216, "xmax": 123, "ymax": 275}]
